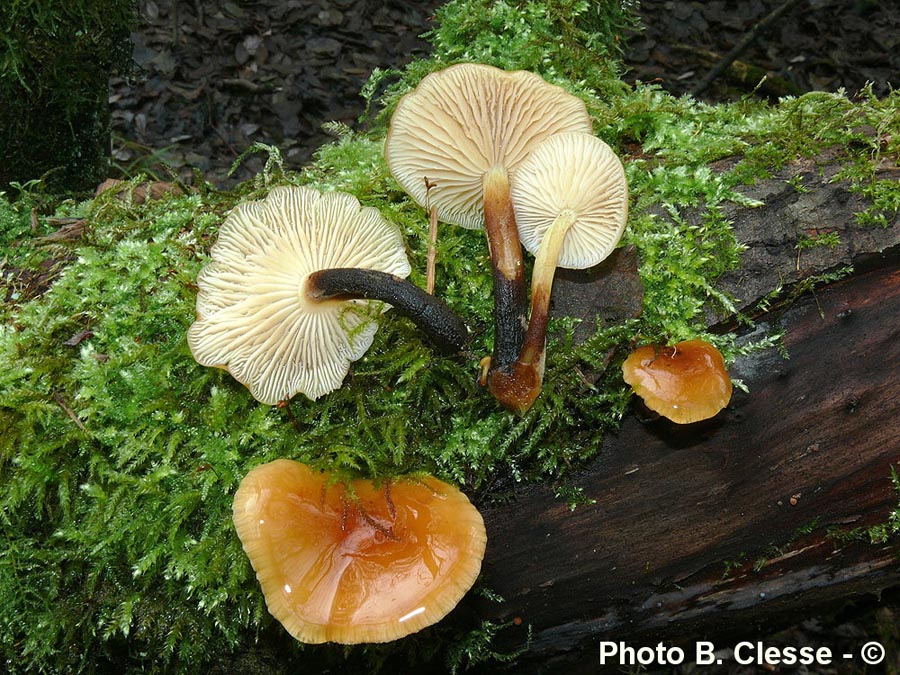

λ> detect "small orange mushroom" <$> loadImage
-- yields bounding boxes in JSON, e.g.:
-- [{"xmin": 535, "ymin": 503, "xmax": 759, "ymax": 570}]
[
  {"xmin": 232, "ymin": 459, "xmax": 486, "ymax": 644},
  {"xmin": 621, "ymin": 339, "xmax": 732, "ymax": 424}
]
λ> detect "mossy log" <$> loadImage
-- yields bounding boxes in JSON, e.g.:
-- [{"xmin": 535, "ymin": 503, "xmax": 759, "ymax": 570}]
[{"xmin": 470, "ymin": 156, "xmax": 900, "ymax": 667}]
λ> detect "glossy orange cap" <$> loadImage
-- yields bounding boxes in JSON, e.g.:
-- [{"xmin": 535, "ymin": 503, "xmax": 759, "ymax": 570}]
[
  {"xmin": 232, "ymin": 459, "xmax": 486, "ymax": 644},
  {"xmin": 622, "ymin": 339, "xmax": 732, "ymax": 424}
]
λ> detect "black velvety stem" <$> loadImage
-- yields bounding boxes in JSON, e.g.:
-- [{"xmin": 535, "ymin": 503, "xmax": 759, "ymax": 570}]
[
  {"xmin": 305, "ymin": 268, "xmax": 469, "ymax": 354},
  {"xmin": 482, "ymin": 164, "xmax": 527, "ymax": 371}
]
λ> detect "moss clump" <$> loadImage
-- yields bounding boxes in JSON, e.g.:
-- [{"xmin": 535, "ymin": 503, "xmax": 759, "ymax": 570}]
[
  {"xmin": 1, "ymin": 0, "xmax": 900, "ymax": 672},
  {"xmin": 364, "ymin": 0, "xmax": 637, "ymax": 128},
  {"xmin": 0, "ymin": 0, "xmax": 136, "ymax": 191}
]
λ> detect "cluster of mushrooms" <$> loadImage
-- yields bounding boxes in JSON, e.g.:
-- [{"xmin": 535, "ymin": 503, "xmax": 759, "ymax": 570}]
[{"xmin": 187, "ymin": 63, "xmax": 732, "ymax": 645}]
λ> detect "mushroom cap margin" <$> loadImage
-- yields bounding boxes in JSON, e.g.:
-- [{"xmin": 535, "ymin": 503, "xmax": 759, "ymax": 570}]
[
  {"xmin": 511, "ymin": 131, "xmax": 629, "ymax": 270},
  {"xmin": 232, "ymin": 459, "xmax": 488, "ymax": 644},
  {"xmin": 188, "ymin": 185, "xmax": 411, "ymax": 404},
  {"xmin": 385, "ymin": 62, "xmax": 592, "ymax": 230},
  {"xmin": 622, "ymin": 339, "xmax": 733, "ymax": 424}
]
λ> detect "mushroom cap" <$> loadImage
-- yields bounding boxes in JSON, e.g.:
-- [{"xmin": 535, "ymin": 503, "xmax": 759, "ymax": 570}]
[
  {"xmin": 232, "ymin": 459, "xmax": 487, "ymax": 644},
  {"xmin": 511, "ymin": 132, "xmax": 629, "ymax": 269},
  {"xmin": 385, "ymin": 62, "xmax": 592, "ymax": 229},
  {"xmin": 188, "ymin": 185, "xmax": 411, "ymax": 404},
  {"xmin": 621, "ymin": 339, "xmax": 733, "ymax": 424}
]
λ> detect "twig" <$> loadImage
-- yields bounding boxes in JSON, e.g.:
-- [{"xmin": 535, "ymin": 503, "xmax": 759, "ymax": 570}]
[
  {"xmin": 424, "ymin": 177, "xmax": 438, "ymax": 295},
  {"xmin": 384, "ymin": 480, "xmax": 396, "ymax": 521},
  {"xmin": 278, "ymin": 399, "xmax": 302, "ymax": 434},
  {"xmin": 221, "ymin": 78, "xmax": 266, "ymax": 94},
  {"xmin": 35, "ymin": 219, "xmax": 87, "ymax": 244},
  {"xmin": 426, "ymin": 206, "xmax": 438, "ymax": 295},
  {"xmin": 691, "ymin": 0, "xmax": 806, "ymax": 97},
  {"xmin": 357, "ymin": 503, "xmax": 399, "ymax": 540},
  {"xmin": 53, "ymin": 391, "xmax": 87, "ymax": 433},
  {"xmin": 341, "ymin": 497, "xmax": 398, "ymax": 540}
]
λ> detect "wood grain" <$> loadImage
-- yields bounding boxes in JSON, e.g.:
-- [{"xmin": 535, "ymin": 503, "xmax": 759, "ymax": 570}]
[
  {"xmin": 476, "ymin": 257, "xmax": 900, "ymax": 665},
  {"xmin": 472, "ymin": 154, "xmax": 900, "ymax": 664}
]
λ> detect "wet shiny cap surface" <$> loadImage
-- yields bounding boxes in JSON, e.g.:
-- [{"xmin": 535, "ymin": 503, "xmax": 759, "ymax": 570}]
[
  {"xmin": 232, "ymin": 459, "xmax": 487, "ymax": 643},
  {"xmin": 622, "ymin": 339, "xmax": 733, "ymax": 424}
]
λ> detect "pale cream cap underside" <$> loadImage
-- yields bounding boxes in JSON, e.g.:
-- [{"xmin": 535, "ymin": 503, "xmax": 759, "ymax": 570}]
[
  {"xmin": 511, "ymin": 132, "xmax": 629, "ymax": 269},
  {"xmin": 385, "ymin": 62, "xmax": 591, "ymax": 229},
  {"xmin": 188, "ymin": 185, "xmax": 411, "ymax": 404}
]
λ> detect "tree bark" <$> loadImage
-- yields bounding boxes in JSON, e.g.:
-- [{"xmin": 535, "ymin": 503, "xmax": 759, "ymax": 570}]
[{"xmin": 472, "ymin": 154, "xmax": 900, "ymax": 668}]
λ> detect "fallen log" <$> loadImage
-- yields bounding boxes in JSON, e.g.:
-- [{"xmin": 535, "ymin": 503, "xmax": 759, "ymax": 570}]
[{"xmin": 474, "ymin": 156, "xmax": 900, "ymax": 668}]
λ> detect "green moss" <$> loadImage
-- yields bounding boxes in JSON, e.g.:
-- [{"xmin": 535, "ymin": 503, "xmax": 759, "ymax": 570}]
[
  {"xmin": 722, "ymin": 553, "xmax": 747, "ymax": 579},
  {"xmin": 795, "ymin": 231, "xmax": 841, "ymax": 268},
  {"xmin": 365, "ymin": 0, "xmax": 635, "ymax": 130},
  {"xmin": 747, "ymin": 466, "xmax": 900, "ymax": 575},
  {"xmin": 445, "ymin": 618, "xmax": 530, "ymax": 673},
  {"xmin": 827, "ymin": 468, "xmax": 900, "ymax": 546},
  {"xmin": 2, "ymin": 0, "xmax": 899, "ymax": 671},
  {"xmin": 0, "ymin": 193, "xmax": 39, "ymax": 268}
]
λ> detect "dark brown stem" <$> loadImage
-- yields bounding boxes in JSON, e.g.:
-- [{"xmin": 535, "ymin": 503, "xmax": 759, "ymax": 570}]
[
  {"xmin": 483, "ymin": 285, "xmax": 549, "ymax": 414},
  {"xmin": 487, "ymin": 211, "xmax": 575, "ymax": 414},
  {"xmin": 484, "ymin": 359, "xmax": 543, "ymax": 415},
  {"xmin": 482, "ymin": 165, "xmax": 527, "ymax": 371},
  {"xmin": 305, "ymin": 268, "xmax": 468, "ymax": 354}
]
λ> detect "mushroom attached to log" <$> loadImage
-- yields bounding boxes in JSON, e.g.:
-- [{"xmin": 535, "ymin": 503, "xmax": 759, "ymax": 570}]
[
  {"xmin": 385, "ymin": 63, "xmax": 592, "ymax": 377},
  {"xmin": 188, "ymin": 185, "xmax": 468, "ymax": 404},
  {"xmin": 232, "ymin": 459, "xmax": 487, "ymax": 644},
  {"xmin": 487, "ymin": 132, "xmax": 629, "ymax": 414},
  {"xmin": 621, "ymin": 338, "xmax": 733, "ymax": 424}
]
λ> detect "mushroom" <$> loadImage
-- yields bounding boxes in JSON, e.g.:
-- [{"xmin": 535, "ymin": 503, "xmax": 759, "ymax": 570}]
[
  {"xmin": 384, "ymin": 63, "xmax": 591, "ymax": 378},
  {"xmin": 621, "ymin": 339, "xmax": 733, "ymax": 424},
  {"xmin": 188, "ymin": 185, "xmax": 468, "ymax": 404},
  {"xmin": 487, "ymin": 132, "xmax": 629, "ymax": 414},
  {"xmin": 232, "ymin": 459, "xmax": 487, "ymax": 644}
]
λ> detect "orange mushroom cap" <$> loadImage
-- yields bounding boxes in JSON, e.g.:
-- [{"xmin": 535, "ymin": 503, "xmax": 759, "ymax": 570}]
[
  {"xmin": 232, "ymin": 459, "xmax": 487, "ymax": 644},
  {"xmin": 621, "ymin": 339, "xmax": 732, "ymax": 424}
]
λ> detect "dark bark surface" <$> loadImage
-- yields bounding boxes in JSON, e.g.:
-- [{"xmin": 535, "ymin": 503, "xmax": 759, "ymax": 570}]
[
  {"xmin": 713, "ymin": 151, "xmax": 900, "ymax": 316},
  {"xmin": 469, "ymin": 159, "xmax": 900, "ymax": 669}
]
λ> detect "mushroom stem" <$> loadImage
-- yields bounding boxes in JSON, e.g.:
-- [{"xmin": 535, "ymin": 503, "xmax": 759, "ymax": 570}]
[
  {"xmin": 520, "ymin": 209, "xmax": 577, "ymax": 366},
  {"xmin": 482, "ymin": 164, "xmax": 527, "ymax": 371},
  {"xmin": 305, "ymin": 268, "xmax": 468, "ymax": 354},
  {"xmin": 486, "ymin": 210, "xmax": 576, "ymax": 414}
]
